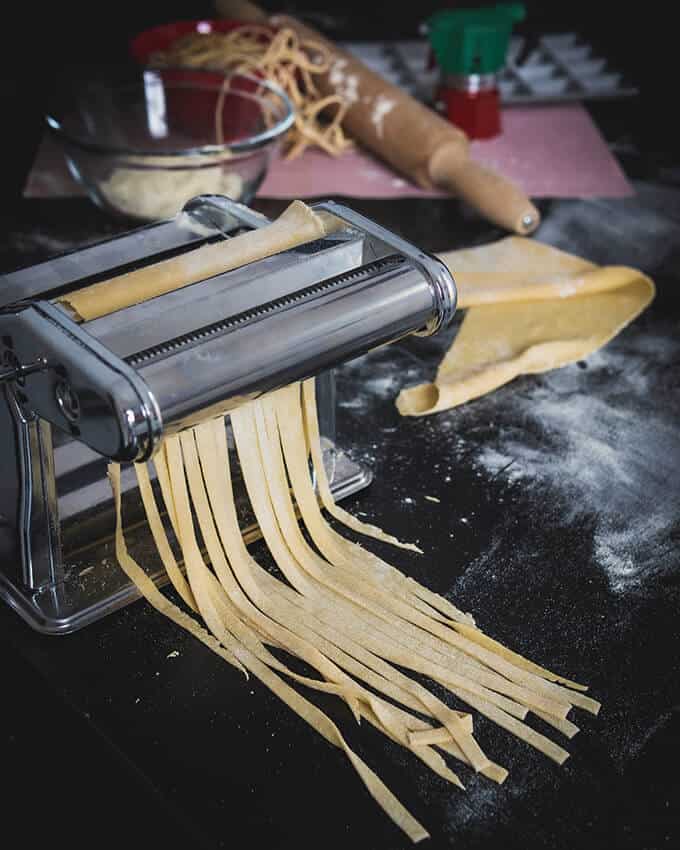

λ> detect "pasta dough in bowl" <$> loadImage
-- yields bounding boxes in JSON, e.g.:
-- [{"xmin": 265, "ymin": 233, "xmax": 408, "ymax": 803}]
[{"xmin": 46, "ymin": 69, "xmax": 293, "ymax": 222}]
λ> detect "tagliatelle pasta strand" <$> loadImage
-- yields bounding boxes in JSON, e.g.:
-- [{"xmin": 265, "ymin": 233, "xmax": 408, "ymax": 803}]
[{"xmin": 109, "ymin": 380, "xmax": 599, "ymax": 842}]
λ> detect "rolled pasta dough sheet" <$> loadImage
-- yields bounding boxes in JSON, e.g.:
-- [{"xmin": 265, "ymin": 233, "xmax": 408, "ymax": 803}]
[
  {"xmin": 397, "ymin": 237, "xmax": 655, "ymax": 416},
  {"xmin": 61, "ymin": 200, "xmax": 342, "ymax": 321}
]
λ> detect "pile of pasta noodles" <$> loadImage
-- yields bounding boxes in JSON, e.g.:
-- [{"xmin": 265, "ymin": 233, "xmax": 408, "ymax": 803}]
[
  {"xmin": 149, "ymin": 26, "xmax": 354, "ymax": 159},
  {"xmin": 110, "ymin": 379, "xmax": 600, "ymax": 843}
]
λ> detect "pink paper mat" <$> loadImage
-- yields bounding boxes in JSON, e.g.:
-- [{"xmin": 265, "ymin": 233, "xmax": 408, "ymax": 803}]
[{"xmin": 25, "ymin": 104, "xmax": 632, "ymax": 201}]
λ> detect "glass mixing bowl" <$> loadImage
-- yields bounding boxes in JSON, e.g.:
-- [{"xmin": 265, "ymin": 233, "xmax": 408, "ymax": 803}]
[{"xmin": 46, "ymin": 69, "xmax": 293, "ymax": 222}]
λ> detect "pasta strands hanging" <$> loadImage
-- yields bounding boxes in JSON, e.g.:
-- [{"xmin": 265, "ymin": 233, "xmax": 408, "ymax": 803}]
[{"xmin": 109, "ymin": 381, "xmax": 599, "ymax": 842}]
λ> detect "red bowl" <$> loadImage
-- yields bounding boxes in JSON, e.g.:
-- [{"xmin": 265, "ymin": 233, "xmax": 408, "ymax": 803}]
[
  {"xmin": 130, "ymin": 19, "xmax": 247, "ymax": 66},
  {"xmin": 130, "ymin": 20, "xmax": 277, "ymax": 146}
]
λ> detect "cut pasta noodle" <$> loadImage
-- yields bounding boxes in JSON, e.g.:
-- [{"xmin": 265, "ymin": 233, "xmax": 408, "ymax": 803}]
[
  {"xmin": 150, "ymin": 26, "xmax": 354, "ymax": 159},
  {"xmin": 109, "ymin": 378, "xmax": 600, "ymax": 842}
]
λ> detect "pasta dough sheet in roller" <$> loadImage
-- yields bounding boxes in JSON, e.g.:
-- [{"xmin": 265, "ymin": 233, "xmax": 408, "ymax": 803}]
[
  {"xmin": 61, "ymin": 200, "xmax": 341, "ymax": 322},
  {"xmin": 109, "ymin": 379, "xmax": 599, "ymax": 842},
  {"xmin": 397, "ymin": 237, "xmax": 655, "ymax": 416}
]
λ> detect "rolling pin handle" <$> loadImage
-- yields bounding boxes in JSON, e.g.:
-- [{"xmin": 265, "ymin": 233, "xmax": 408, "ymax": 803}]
[{"xmin": 429, "ymin": 150, "xmax": 541, "ymax": 235}]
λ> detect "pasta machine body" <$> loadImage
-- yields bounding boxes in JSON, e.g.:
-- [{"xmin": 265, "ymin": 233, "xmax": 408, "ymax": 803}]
[{"xmin": 0, "ymin": 196, "xmax": 456, "ymax": 634}]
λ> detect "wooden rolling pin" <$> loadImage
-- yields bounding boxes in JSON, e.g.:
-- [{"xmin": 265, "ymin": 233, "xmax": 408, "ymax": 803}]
[{"xmin": 215, "ymin": 1, "xmax": 540, "ymax": 234}]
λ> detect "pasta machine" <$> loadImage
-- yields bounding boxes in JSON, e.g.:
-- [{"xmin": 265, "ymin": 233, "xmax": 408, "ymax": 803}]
[{"xmin": 0, "ymin": 196, "xmax": 456, "ymax": 634}]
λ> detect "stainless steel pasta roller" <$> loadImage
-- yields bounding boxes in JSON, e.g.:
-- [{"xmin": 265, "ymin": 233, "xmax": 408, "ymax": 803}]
[{"xmin": 0, "ymin": 195, "xmax": 456, "ymax": 633}]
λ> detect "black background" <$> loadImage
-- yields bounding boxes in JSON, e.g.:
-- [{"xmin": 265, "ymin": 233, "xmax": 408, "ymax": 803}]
[{"xmin": 1, "ymin": 3, "xmax": 679, "ymax": 849}]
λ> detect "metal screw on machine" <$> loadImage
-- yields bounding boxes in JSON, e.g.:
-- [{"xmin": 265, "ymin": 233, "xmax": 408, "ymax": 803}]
[
  {"xmin": 0, "ymin": 354, "xmax": 47, "ymax": 386},
  {"xmin": 55, "ymin": 380, "xmax": 81, "ymax": 423}
]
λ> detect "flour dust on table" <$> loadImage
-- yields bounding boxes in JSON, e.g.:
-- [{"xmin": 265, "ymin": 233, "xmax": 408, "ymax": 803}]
[{"xmin": 471, "ymin": 323, "xmax": 680, "ymax": 595}]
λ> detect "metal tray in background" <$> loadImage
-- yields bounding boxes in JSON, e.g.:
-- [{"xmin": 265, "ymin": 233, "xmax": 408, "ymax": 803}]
[{"xmin": 342, "ymin": 33, "xmax": 638, "ymax": 105}]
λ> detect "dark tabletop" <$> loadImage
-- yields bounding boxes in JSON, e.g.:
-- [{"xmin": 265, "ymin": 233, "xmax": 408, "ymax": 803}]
[{"xmin": 2, "ymin": 175, "xmax": 680, "ymax": 849}]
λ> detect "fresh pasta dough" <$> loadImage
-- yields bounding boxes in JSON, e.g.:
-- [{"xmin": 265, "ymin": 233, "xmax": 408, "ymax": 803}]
[
  {"xmin": 397, "ymin": 236, "xmax": 655, "ymax": 416},
  {"xmin": 61, "ymin": 200, "xmax": 340, "ymax": 322},
  {"xmin": 109, "ymin": 379, "xmax": 599, "ymax": 842},
  {"xmin": 99, "ymin": 162, "xmax": 244, "ymax": 222}
]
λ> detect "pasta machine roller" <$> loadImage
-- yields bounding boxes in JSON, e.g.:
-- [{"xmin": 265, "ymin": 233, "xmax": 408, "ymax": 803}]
[{"xmin": 0, "ymin": 196, "xmax": 456, "ymax": 634}]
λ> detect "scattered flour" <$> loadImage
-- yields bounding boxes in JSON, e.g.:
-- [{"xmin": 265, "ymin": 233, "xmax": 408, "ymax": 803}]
[
  {"xmin": 338, "ymin": 355, "xmax": 421, "ymax": 410},
  {"xmin": 369, "ymin": 94, "xmax": 396, "ymax": 139},
  {"xmin": 558, "ymin": 282, "xmax": 578, "ymax": 297},
  {"xmin": 472, "ymin": 330, "xmax": 680, "ymax": 593},
  {"xmin": 336, "ymin": 317, "xmax": 678, "ymax": 596},
  {"xmin": 329, "ymin": 58, "xmax": 360, "ymax": 105}
]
